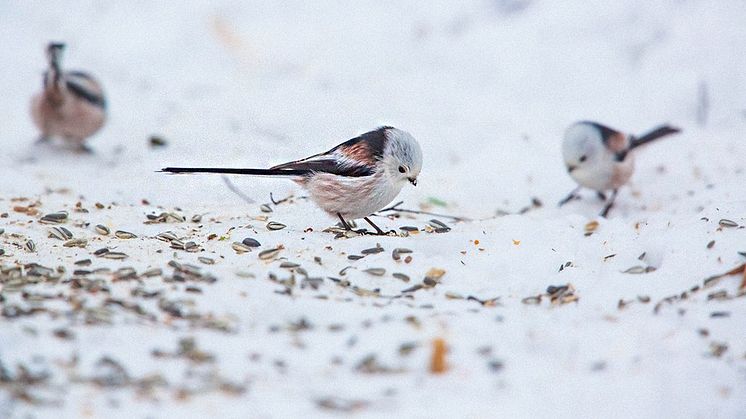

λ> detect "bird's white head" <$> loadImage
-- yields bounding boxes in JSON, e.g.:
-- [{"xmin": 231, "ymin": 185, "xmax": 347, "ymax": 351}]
[
  {"xmin": 382, "ymin": 128, "xmax": 422, "ymax": 187},
  {"xmin": 562, "ymin": 121, "xmax": 619, "ymax": 188}
]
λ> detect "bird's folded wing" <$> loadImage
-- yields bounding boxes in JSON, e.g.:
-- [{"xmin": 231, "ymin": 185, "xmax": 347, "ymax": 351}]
[{"xmin": 270, "ymin": 155, "xmax": 374, "ymax": 177}]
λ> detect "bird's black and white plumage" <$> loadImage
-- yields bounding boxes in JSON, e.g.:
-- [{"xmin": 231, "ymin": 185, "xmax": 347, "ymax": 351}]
[
  {"xmin": 30, "ymin": 42, "xmax": 107, "ymax": 150},
  {"xmin": 560, "ymin": 121, "xmax": 681, "ymax": 216},
  {"xmin": 162, "ymin": 127, "xmax": 423, "ymax": 234}
]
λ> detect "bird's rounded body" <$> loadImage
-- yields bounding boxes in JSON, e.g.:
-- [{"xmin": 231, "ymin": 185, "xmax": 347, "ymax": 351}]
[
  {"xmin": 31, "ymin": 43, "xmax": 107, "ymax": 146},
  {"xmin": 301, "ymin": 170, "xmax": 403, "ymax": 220},
  {"xmin": 563, "ymin": 122, "xmax": 635, "ymax": 192}
]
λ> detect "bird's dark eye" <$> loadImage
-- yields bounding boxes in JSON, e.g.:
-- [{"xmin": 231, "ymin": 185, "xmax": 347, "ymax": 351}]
[
  {"xmin": 398, "ymin": 166, "xmax": 406, "ymax": 173},
  {"xmin": 579, "ymin": 155, "xmax": 587, "ymax": 162}
]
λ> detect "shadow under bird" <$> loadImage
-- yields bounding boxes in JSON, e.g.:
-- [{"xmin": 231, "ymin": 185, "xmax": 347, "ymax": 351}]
[
  {"xmin": 559, "ymin": 121, "xmax": 681, "ymax": 217},
  {"xmin": 161, "ymin": 127, "xmax": 422, "ymax": 235},
  {"xmin": 30, "ymin": 42, "xmax": 107, "ymax": 152}
]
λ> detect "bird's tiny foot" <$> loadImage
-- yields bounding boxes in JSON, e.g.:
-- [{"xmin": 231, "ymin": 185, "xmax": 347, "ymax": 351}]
[
  {"xmin": 76, "ymin": 143, "xmax": 94, "ymax": 154},
  {"xmin": 597, "ymin": 191, "xmax": 607, "ymax": 201}
]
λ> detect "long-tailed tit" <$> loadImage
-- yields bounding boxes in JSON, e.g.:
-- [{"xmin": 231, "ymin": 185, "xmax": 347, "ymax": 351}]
[
  {"xmin": 162, "ymin": 127, "xmax": 423, "ymax": 235},
  {"xmin": 31, "ymin": 43, "xmax": 107, "ymax": 152},
  {"xmin": 559, "ymin": 121, "xmax": 681, "ymax": 217}
]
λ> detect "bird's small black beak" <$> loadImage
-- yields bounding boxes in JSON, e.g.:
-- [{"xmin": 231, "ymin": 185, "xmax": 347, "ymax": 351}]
[
  {"xmin": 567, "ymin": 165, "xmax": 577, "ymax": 173},
  {"xmin": 48, "ymin": 42, "xmax": 66, "ymax": 52},
  {"xmin": 409, "ymin": 177, "xmax": 417, "ymax": 186}
]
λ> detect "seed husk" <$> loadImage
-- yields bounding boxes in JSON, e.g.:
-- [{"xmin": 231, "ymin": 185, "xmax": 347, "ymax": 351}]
[
  {"xmin": 95, "ymin": 225, "xmax": 110, "ymax": 235},
  {"xmin": 392, "ymin": 248, "xmax": 413, "ymax": 261},
  {"xmin": 49, "ymin": 226, "xmax": 73, "ymax": 240},
  {"xmin": 361, "ymin": 245, "xmax": 385, "ymax": 255},
  {"xmin": 101, "ymin": 251, "xmax": 128, "ymax": 260},
  {"xmin": 242, "ymin": 238, "xmax": 261, "ymax": 247},
  {"xmin": 63, "ymin": 238, "xmax": 87, "ymax": 248},
  {"xmin": 260, "ymin": 204, "xmax": 273, "ymax": 213},
  {"xmin": 93, "ymin": 247, "xmax": 110, "ymax": 256},
  {"xmin": 25, "ymin": 240, "xmax": 36, "ymax": 252},
  {"xmin": 392, "ymin": 272, "xmax": 410, "ymax": 282},
  {"xmin": 75, "ymin": 259, "xmax": 92, "ymax": 266},
  {"xmin": 719, "ymin": 219, "xmax": 739, "ymax": 228},
  {"xmin": 191, "ymin": 214, "xmax": 203, "ymax": 223},
  {"xmin": 170, "ymin": 239, "xmax": 185, "ymax": 250},
  {"xmin": 347, "ymin": 255, "xmax": 364, "ymax": 261},
  {"xmin": 364, "ymin": 268, "xmax": 386, "ymax": 276},
  {"xmin": 198, "ymin": 257, "xmax": 215, "ymax": 265},
  {"xmin": 156, "ymin": 231, "xmax": 179, "ymax": 242},
  {"xmin": 267, "ymin": 221, "xmax": 286, "ymax": 231},
  {"xmin": 40, "ymin": 211, "xmax": 68, "ymax": 224},
  {"xmin": 259, "ymin": 247, "xmax": 282, "ymax": 260},
  {"xmin": 399, "ymin": 226, "xmax": 419, "ymax": 232},
  {"xmin": 522, "ymin": 295, "xmax": 542, "ymax": 305},
  {"xmin": 115, "ymin": 230, "xmax": 137, "ymax": 239},
  {"xmin": 280, "ymin": 261, "xmax": 300, "ymax": 269},
  {"xmin": 232, "ymin": 242, "xmax": 252, "ymax": 254},
  {"xmin": 142, "ymin": 268, "xmax": 162, "ymax": 277},
  {"xmin": 184, "ymin": 242, "xmax": 200, "ymax": 252},
  {"xmin": 429, "ymin": 219, "xmax": 450, "ymax": 230}
]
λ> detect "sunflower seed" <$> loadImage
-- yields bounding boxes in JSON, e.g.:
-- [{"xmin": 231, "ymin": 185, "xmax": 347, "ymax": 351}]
[
  {"xmin": 280, "ymin": 261, "xmax": 300, "ymax": 269},
  {"xmin": 25, "ymin": 240, "xmax": 36, "ymax": 252},
  {"xmin": 361, "ymin": 245, "xmax": 385, "ymax": 255},
  {"xmin": 39, "ymin": 211, "xmax": 68, "ymax": 224},
  {"xmin": 267, "ymin": 221, "xmax": 286, "ymax": 231},
  {"xmin": 429, "ymin": 219, "xmax": 450, "ymax": 230},
  {"xmin": 75, "ymin": 259, "xmax": 92, "ymax": 266},
  {"xmin": 242, "ymin": 238, "xmax": 261, "ymax": 247},
  {"xmin": 364, "ymin": 268, "xmax": 386, "ymax": 276},
  {"xmin": 93, "ymin": 247, "xmax": 110, "ymax": 256},
  {"xmin": 719, "ymin": 219, "xmax": 739, "ymax": 228},
  {"xmin": 232, "ymin": 242, "xmax": 252, "ymax": 253},
  {"xmin": 347, "ymin": 255, "xmax": 364, "ymax": 261},
  {"xmin": 95, "ymin": 224, "xmax": 110, "ymax": 235},
  {"xmin": 63, "ymin": 238, "xmax": 87, "ymax": 248},
  {"xmin": 392, "ymin": 272, "xmax": 410, "ymax": 282},
  {"xmin": 198, "ymin": 257, "xmax": 215, "ymax": 265},
  {"xmin": 101, "ymin": 252, "xmax": 128, "ymax": 260},
  {"xmin": 115, "ymin": 230, "xmax": 137, "ymax": 239},
  {"xmin": 260, "ymin": 204, "xmax": 273, "ymax": 213},
  {"xmin": 142, "ymin": 268, "xmax": 162, "ymax": 277},
  {"xmin": 392, "ymin": 248, "xmax": 413, "ymax": 261},
  {"xmin": 156, "ymin": 231, "xmax": 179, "ymax": 242},
  {"xmin": 191, "ymin": 214, "xmax": 202, "ymax": 223},
  {"xmin": 170, "ymin": 239, "xmax": 185, "ymax": 250},
  {"xmin": 184, "ymin": 242, "xmax": 199, "ymax": 252},
  {"xmin": 259, "ymin": 247, "xmax": 282, "ymax": 260},
  {"xmin": 522, "ymin": 295, "xmax": 542, "ymax": 305},
  {"xmin": 399, "ymin": 226, "xmax": 419, "ymax": 232},
  {"xmin": 49, "ymin": 226, "xmax": 73, "ymax": 240}
]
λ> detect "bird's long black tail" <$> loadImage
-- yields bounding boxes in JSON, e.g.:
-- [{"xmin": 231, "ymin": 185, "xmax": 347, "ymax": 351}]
[
  {"xmin": 631, "ymin": 125, "xmax": 681, "ymax": 149},
  {"xmin": 160, "ymin": 167, "xmax": 310, "ymax": 176}
]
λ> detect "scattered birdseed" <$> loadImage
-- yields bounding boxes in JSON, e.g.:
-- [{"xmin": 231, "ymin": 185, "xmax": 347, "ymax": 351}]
[
  {"xmin": 115, "ymin": 230, "xmax": 137, "ymax": 239},
  {"xmin": 392, "ymin": 273, "xmax": 410, "ymax": 282},
  {"xmin": 347, "ymin": 255, "xmax": 364, "ymax": 261},
  {"xmin": 95, "ymin": 224, "xmax": 110, "ymax": 235},
  {"xmin": 63, "ymin": 238, "xmax": 87, "ymax": 248},
  {"xmin": 522, "ymin": 295, "xmax": 542, "ymax": 305},
  {"xmin": 39, "ymin": 211, "xmax": 68, "ymax": 224},
  {"xmin": 260, "ymin": 204, "xmax": 273, "ymax": 213},
  {"xmin": 25, "ymin": 240, "xmax": 36, "ymax": 252},
  {"xmin": 191, "ymin": 214, "xmax": 202, "ymax": 223},
  {"xmin": 584, "ymin": 220, "xmax": 599, "ymax": 235},
  {"xmin": 259, "ymin": 247, "xmax": 282, "ymax": 261},
  {"xmin": 242, "ymin": 238, "xmax": 261, "ymax": 247},
  {"xmin": 101, "ymin": 252, "xmax": 128, "ymax": 260},
  {"xmin": 399, "ymin": 226, "xmax": 419, "ymax": 232},
  {"xmin": 198, "ymin": 257, "xmax": 215, "ymax": 265},
  {"xmin": 232, "ymin": 242, "xmax": 252, "ymax": 254},
  {"xmin": 280, "ymin": 261, "xmax": 300, "ymax": 269},
  {"xmin": 622, "ymin": 266, "xmax": 656, "ymax": 274},
  {"xmin": 361, "ymin": 245, "xmax": 385, "ymax": 255},
  {"xmin": 392, "ymin": 248, "xmax": 413, "ymax": 261},
  {"xmin": 48, "ymin": 226, "xmax": 73, "ymax": 240},
  {"xmin": 719, "ymin": 219, "xmax": 739, "ymax": 228},
  {"xmin": 267, "ymin": 221, "xmax": 286, "ymax": 231},
  {"xmin": 430, "ymin": 338, "xmax": 448, "ymax": 374},
  {"xmin": 707, "ymin": 240, "xmax": 716, "ymax": 249},
  {"xmin": 75, "ymin": 259, "xmax": 92, "ymax": 266},
  {"xmin": 363, "ymin": 268, "xmax": 386, "ymax": 276},
  {"xmin": 156, "ymin": 231, "xmax": 179, "ymax": 242}
]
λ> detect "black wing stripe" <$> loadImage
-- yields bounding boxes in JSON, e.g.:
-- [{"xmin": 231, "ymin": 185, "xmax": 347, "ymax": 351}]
[{"xmin": 66, "ymin": 79, "xmax": 106, "ymax": 109}]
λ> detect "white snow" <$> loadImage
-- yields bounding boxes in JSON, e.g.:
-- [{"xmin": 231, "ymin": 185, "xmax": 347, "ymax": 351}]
[{"xmin": 1, "ymin": 1, "xmax": 745, "ymax": 418}]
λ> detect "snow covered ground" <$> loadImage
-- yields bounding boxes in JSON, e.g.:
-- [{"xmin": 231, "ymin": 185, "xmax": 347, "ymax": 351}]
[{"xmin": 1, "ymin": 1, "xmax": 745, "ymax": 418}]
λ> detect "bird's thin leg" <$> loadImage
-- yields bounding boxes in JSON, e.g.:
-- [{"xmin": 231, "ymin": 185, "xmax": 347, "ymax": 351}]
[
  {"xmin": 558, "ymin": 186, "xmax": 582, "ymax": 207},
  {"xmin": 337, "ymin": 213, "xmax": 352, "ymax": 231},
  {"xmin": 600, "ymin": 189, "xmax": 619, "ymax": 218},
  {"xmin": 596, "ymin": 191, "xmax": 607, "ymax": 201},
  {"xmin": 363, "ymin": 217, "xmax": 386, "ymax": 235}
]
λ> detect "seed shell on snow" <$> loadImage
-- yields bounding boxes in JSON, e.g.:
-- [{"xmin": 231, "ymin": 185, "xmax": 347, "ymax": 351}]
[
  {"xmin": 101, "ymin": 251, "xmax": 129, "ymax": 260},
  {"xmin": 95, "ymin": 224, "xmax": 110, "ymax": 235},
  {"xmin": 232, "ymin": 242, "xmax": 252, "ymax": 254},
  {"xmin": 364, "ymin": 268, "xmax": 386, "ymax": 276},
  {"xmin": 259, "ymin": 247, "xmax": 282, "ymax": 260},
  {"xmin": 718, "ymin": 219, "xmax": 739, "ymax": 228},
  {"xmin": 242, "ymin": 238, "xmax": 261, "ymax": 247},
  {"xmin": 392, "ymin": 272, "xmax": 410, "ymax": 282},
  {"xmin": 115, "ymin": 230, "xmax": 138, "ymax": 239},
  {"xmin": 361, "ymin": 245, "xmax": 385, "ymax": 255},
  {"xmin": 198, "ymin": 256, "xmax": 215, "ymax": 265},
  {"xmin": 392, "ymin": 248, "xmax": 413, "ymax": 261},
  {"xmin": 48, "ymin": 226, "xmax": 73, "ymax": 241},
  {"xmin": 39, "ymin": 211, "xmax": 68, "ymax": 224},
  {"xmin": 266, "ymin": 221, "xmax": 286, "ymax": 231},
  {"xmin": 63, "ymin": 238, "xmax": 88, "ymax": 248},
  {"xmin": 25, "ymin": 240, "xmax": 36, "ymax": 252},
  {"xmin": 156, "ymin": 231, "xmax": 179, "ymax": 242}
]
